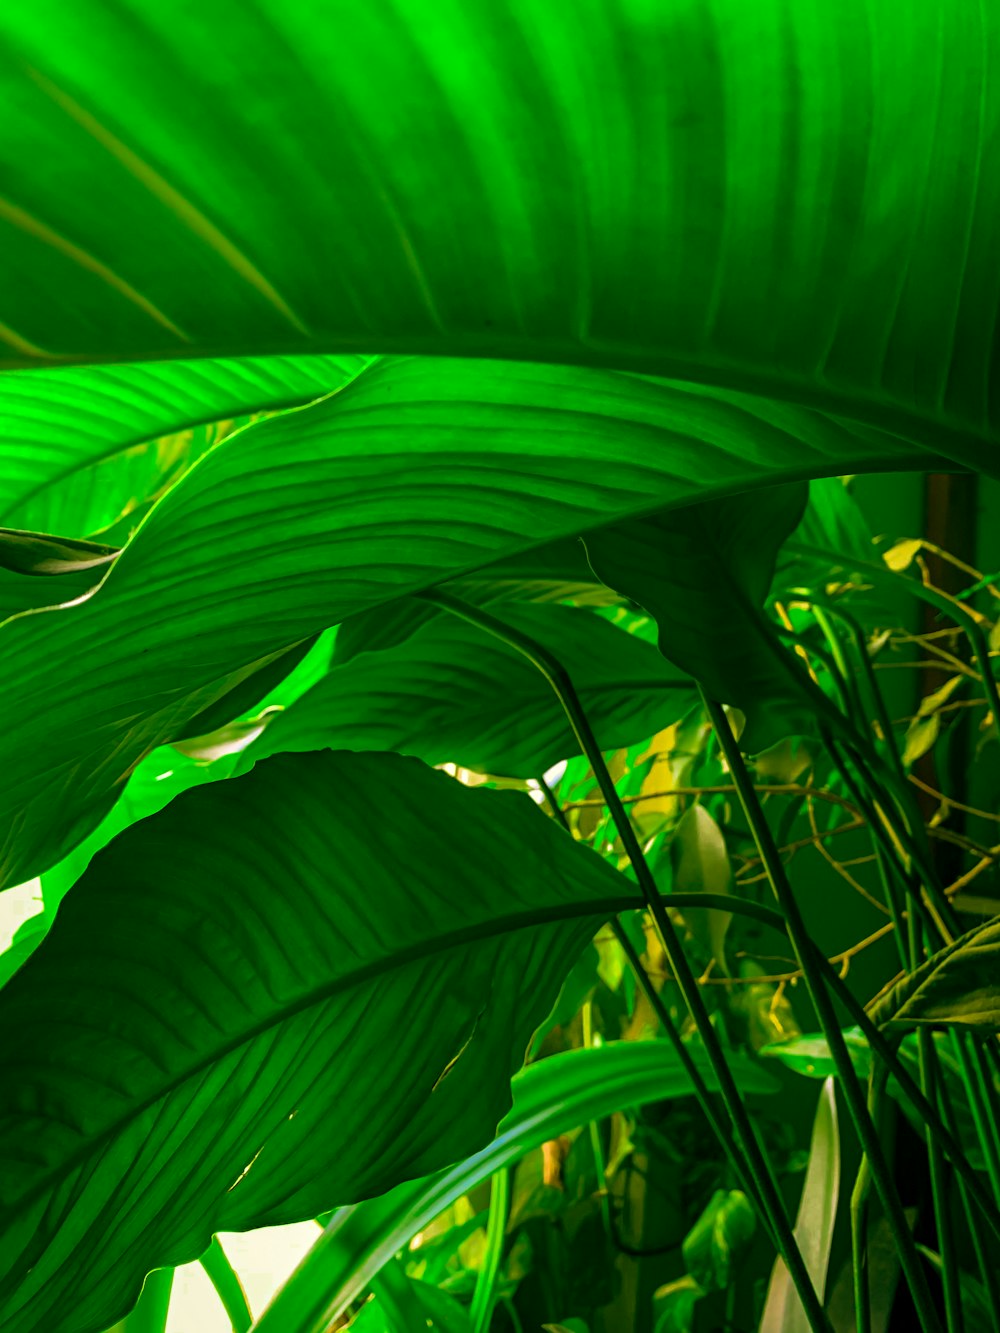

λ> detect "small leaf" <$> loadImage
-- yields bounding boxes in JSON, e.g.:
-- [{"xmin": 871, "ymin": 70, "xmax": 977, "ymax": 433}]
[
  {"xmin": 901, "ymin": 674, "xmax": 965, "ymax": 766},
  {"xmin": 883, "ymin": 539, "xmax": 922, "ymax": 572},
  {"xmin": 869, "ymin": 917, "xmax": 1000, "ymax": 1030},
  {"xmin": 671, "ymin": 804, "xmax": 733, "ymax": 976},
  {"xmin": 761, "ymin": 1078, "xmax": 840, "ymax": 1332}
]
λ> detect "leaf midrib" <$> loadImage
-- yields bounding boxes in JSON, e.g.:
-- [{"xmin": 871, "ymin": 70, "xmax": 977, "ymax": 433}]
[{"xmin": 2, "ymin": 890, "xmax": 640, "ymax": 1221}]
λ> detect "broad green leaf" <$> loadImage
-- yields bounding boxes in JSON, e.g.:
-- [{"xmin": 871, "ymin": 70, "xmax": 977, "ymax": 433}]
[
  {"xmin": 869, "ymin": 917, "xmax": 1000, "ymax": 1030},
  {"xmin": 0, "ymin": 357, "xmax": 922, "ymax": 890},
  {"xmin": 583, "ymin": 483, "xmax": 817, "ymax": 751},
  {"xmin": 670, "ymin": 804, "xmax": 733, "ymax": 976},
  {"xmin": 243, "ymin": 604, "xmax": 697, "ymax": 778},
  {"xmin": 0, "ymin": 531, "xmax": 117, "ymax": 621},
  {"xmin": 252, "ymin": 1043, "xmax": 778, "ymax": 1333},
  {"xmin": 0, "ymin": 356, "xmax": 366, "ymax": 535},
  {"xmin": 0, "ymin": 2, "xmax": 997, "ymax": 486},
  {"xmin": 0, "ymin": 750, "xmax": 642, "ymax": 1333},
  {"xmin": 761, "ymin": 1078, "xmax": 840, "ymax": 1333}
]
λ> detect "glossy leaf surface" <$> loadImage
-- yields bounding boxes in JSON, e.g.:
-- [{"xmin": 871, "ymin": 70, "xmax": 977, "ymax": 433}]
[
  {"xmin": 244, "ymin": 604, "xmax": 696, "ymax": 778},
  {"xmin": 0, "ymin": 358, "xmax": 919, "ymax": 891},
  {"xmin": 0, "ymin": 750, "xmax": 638, "ymax": 1333},
  {"xmin": 0, "ymin": 2, "xmax": 997, "ymax": 488}
]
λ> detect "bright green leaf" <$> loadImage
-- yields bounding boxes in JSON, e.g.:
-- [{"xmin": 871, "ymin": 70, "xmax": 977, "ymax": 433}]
[
  {"xmin": 670, "ymin": 804, "xmax": 733, "ymax": 976},
  {"xmin": 0, "ymin": 358, "xmax": 919, "ymax": 890}
]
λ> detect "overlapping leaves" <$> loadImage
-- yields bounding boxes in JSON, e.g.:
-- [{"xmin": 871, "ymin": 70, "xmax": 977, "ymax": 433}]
[{"xmin": 0, "ymin": 749, "xmax": 639, "ymax": 1333}]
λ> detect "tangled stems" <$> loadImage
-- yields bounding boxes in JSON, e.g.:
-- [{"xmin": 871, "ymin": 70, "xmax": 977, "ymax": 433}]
[
  {"xmin": 702, "ymin": 692, "xmax": 943, "ymax": 1332},
  {"xmin": 420, "ymin": 589, "xmax": 831, "ymax": 1333}
]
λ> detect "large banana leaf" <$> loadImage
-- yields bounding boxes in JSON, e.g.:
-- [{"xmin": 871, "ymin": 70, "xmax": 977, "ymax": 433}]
[
  {"xmin": 0, "ymin": 357, "xmax": 923, "ymax": 890},
  {"xmin": 243, "ymin": 603, "xmax": 696, "ymax": 777},
  {"xmin": 0, "ymin": 3, "xmax": 996, "ymax": 482},
  {"xmin": 0, "ymin": 749, "xmax": 639, "ymax": 1333},
  {"xmin": 252, "ymin": 1043, "xmax": 779, "ymax": 1333}
]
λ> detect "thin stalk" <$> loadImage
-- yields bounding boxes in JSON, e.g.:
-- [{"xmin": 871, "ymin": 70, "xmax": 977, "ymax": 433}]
[
  {"xmin": 850, "ymin": 1063, "xmax": 887, "ymax": 1333},
  {"xmin": 917, "ymin": 1029, "xmax": 962, "ymax": 1333},
  {"xmin": 703, "ymin": 693, "xmax": 943, "ymax": 1332},
  {"xmin": 786, "ymin": 539, "xmax": 1000, "ymax": 739},
  {"xmin": 422, "ymin": 590, "xmax": 830, "ymax": 1331},
  {"xmin": 469, "ymin": 1168, "xmax": 510, "ymax": 1333},
  {"xmin": 936, "ymin": 1052, "xmax": 1000, "ymax": 1330},
  {"xmin": 581, "ymin": 998, "xmax": 613, "ymax": 1243},
  {"xmin": 201, "ymin": 1237, "xmax": 253, "ymax": 1333},
  {"xmin": 608, "ymin": 916, "xmax": 777, "ymax": 1245},
  {"xmin": 951, "ymin": 1032, "xmax": 1000, "ymax": 1207},
  {"xmin": 537, "ymin": 768, "xmax": 768, "ymax": 1214}
]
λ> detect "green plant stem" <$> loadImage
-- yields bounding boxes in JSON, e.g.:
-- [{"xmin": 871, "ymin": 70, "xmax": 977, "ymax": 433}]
[
  {"xmin": 786, "ymin": 539, "xmax": 1000, "ymax": 739},
  {"xmin": 950, "ymin": 1031, "xmax": 1000, "ymax": 1207},
  {"xmin": 470, "ymin": 1168, "xmax": 509, "ymax": 1333},
  {"xmin": 702, "ymin": 692, "xmax": 943, "ymax": 1333},
  {"xmin": 535, "ymin": 770, "xmax": 770, "ymax": 1222},
  {"xmin": 850, "ymin": 1063, "xmax": 887, "ymax": 1333},
  {"xmin": 107, "ymin": 1268, "xmax": 174, "ymax": 1333},
  {"xmin": 200, "ymin": 1237, "xmax": 254, "ymax": 1333},
  {"xmin": 936, "ymin": 1050, "xmax": 1000, "ymax": 1329},
  {"xmin": 607, "ymin": 915, "xmax": 777, "ymax": 1244},
  {"xmin": 422, "ymin": 590, "xmax": 831, "ymax": 1332},
  {"xmin": 917, "ymin": 1030, "xmax": 962, "ymax": 1333},
  {"xmin": 591, "ymin": 886, "xmax": 1000, "ymax": 1245}
]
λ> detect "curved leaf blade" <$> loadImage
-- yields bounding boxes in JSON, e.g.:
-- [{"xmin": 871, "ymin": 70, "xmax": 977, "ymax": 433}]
[
  {"xmin": 0, "ymin": 3, "xmax": 996, "ymax": 476},
  {"xmin": 252, "ymin": 1044, "xmax": 778, "ymax": 1333},
  {"xmin": 0, "ymin": 357, "xmax": 925, "ymax": 889},
  {"xmin": 245, "ymin": 604, "xmax": 697, "ymax": 778},
  {"xmin": 0, "ymin": 749, "xmax": 638, "ymax": 1333}
]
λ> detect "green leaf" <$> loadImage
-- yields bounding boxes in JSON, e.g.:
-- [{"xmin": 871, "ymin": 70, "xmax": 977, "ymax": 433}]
[
  {"xmin": 0, "ymin": 357, "xmax": 367, "ymax": 536},
  {"xmin": 0, "ymin": 2, "xmax": 996, "ymax": 485},
  {"xmin": 901, "ymin": 675, "xmax": 966, "ymax": 768},
  {"xmin": 0, "ymin": 358, "xmax": 920, "ymax": 890},
  {"xmin": 252, "ymin": 1043, "xmax": 778, "ymax": 1333},
  {"xmin": 670, "ymin": 804, "xmax": 734, "ymax": 976},
  {"xmin": 761, "ymin": 1078, "xmax": 840, "ymax": 1332},
  {"xmin": 102, "ymin": 1270, "xmax": 173, "ymax": 1333},
  {"xmin": 243, "ymin": 604, "xmax": 696, "ymax": 778},
  {"xmin": 333, "ymin": 538, "xmax": 613, "ymax": 667},
  {"xmin": 869, "ymin": 917, "xmax": 1000, "ymax": 1030},
  {"xmin": 760, "ymin": 1028, "xmax": 872, "ymax": 1082},
  {"xmin": 681, "ymin": 1189, "xmax": 756, "ymax": 1293},
  {"xmin": 0, "ymin": 750, "xmax": 640, "ymax": 1333},
  {"xmin": 584, "ymin": 484, "xmax": 817, "ymax": 751}
]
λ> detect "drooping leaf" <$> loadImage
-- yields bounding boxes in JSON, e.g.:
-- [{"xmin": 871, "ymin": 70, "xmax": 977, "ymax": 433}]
[
  {"xmin": 761, "ymin": 1078, "xmax": 840, "ymax": 1332},
  {"xmin": 0, "ymin": 356, "xmax": 367, "ymax": 535},
  {"xmin": 0, "ymin": 749, "xmax": 643, "ymax": 1333},
  {"xmin": 0, "ymin": 357, "xmax": 920, "ymax": 890},
  {"xmin": 243, "ymin": 604, "xmax": 697, "ymax": 778},
  {"xmin": 901, "ymin": 675, "xmax": 966, "ymax": 768},
  {"xmin": 252, "ymin": 1043, "xmax": 778, "ymax": 1333},
  {"xmin": 868, "ymin": 917, "xmax": 1000, "ymax": 1030},
  {"xmin": 584, "ymin": 484, "xmax": 819, "ymax": 751},
  {"xmin": 0, "ymin": 2, "xmax": 996, "ymax": 493},
  {"xmin": 670, "ymin": 804, "xmax": 734, "ymax": 976}
]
